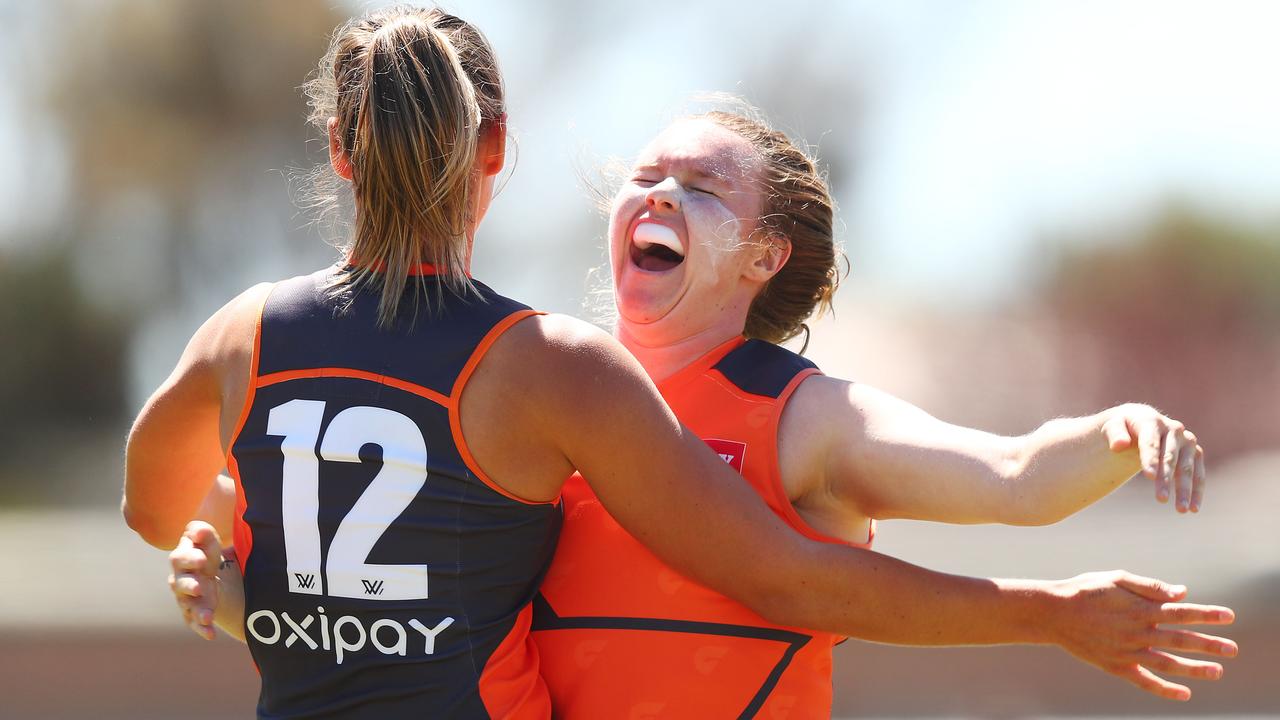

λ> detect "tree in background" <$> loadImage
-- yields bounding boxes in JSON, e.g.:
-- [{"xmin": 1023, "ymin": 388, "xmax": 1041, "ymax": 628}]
[{"xmin": 0, "ymin": 1, "xmax": 343, "ymax": 504}]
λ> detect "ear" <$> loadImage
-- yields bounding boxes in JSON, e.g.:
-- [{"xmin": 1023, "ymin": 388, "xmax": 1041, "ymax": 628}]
[
  {"xmin": 745, "ymin": 233, "xmax": 792, "ymax": 283},
  {"xmin": 327, "ymin": 117, "xmax": 353, "ymax": 181},
  {"xmin": 479, "ymin": 113, "xmax": 507, "ymax": 177}
]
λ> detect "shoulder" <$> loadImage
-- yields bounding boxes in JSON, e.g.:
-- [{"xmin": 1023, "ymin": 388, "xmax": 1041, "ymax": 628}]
[
  {"xmin": 182, "ymin": 282, "xmax": 274, "ymax": 391},
  {"xmin": 492, "ymin": 313, "xmax": 633, "ymax": 373},
  {"xmin": 203, "ymin": 282, "xmax": 274, "ymax": 360},
  {"xmin": 480, "ymin": 313, "xmax": 658, "ymax": 425}
]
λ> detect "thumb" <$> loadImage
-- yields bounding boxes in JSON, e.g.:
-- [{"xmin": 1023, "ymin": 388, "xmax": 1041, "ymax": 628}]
[
  {"xmin": 1102, "ymin": 414, "xmax": 1134, "ymax": 452},
  {"xmin": 184, "ymin": 521, "xmax": 223, "ymax": 577},
  {"xmin": 1116, "ymin": 573, "xmax": 1187, "ymax": 602}
]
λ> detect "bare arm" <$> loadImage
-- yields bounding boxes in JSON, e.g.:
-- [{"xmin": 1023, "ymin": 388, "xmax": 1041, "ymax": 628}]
[
  {"xmin": 122, "ymin": 284, "xmax": 269, "ymax": 549},
  {"xmin": 790, "ymin": 377, "xmax": 1204, "ymax": 525},
  {"xmin": 473, "ymin": 316, "xmax": 1232, "ymax": 699},
  {"xmin": 158, "ymin": 314, "xmax": 1235, "ymax": 700}
]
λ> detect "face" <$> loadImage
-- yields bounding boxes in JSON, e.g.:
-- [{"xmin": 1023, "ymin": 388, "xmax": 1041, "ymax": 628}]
[{"xmin": 610, "ymin": 118, "xmax": 774, "ymax": 345}]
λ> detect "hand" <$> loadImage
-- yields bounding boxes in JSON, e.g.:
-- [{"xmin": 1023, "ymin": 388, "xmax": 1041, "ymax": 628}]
[
  {"xmin": 1102, "ymin": 404, "xmax": 1206, "ymax": 512},
  {"xmin": 1046, "ymin": 570, "xmax": 1237, "ymax": 701},
  {"xmin": 168, "ymin": 520, "xmax": 225, "ymax": 640}
]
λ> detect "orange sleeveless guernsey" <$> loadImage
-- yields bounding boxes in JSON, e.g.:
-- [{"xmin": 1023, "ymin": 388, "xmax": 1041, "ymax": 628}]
[{"xmin": 532, "ymin": 337, "xmax": 874, "ymax": 720}]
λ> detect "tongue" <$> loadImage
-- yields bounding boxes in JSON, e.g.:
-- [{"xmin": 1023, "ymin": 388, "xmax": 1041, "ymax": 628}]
[
  {"xmin": 636, "ymin": 245, "xmax": 683, "ymax": 272},
  {"xmin": 634, "ymin": 223, "xmax": 683, "ymax": 256}
]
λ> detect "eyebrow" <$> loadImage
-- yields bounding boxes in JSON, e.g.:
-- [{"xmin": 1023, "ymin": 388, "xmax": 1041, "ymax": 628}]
[{"xmin": 632, "ymin": 161, "xmax": 733, "ymax": 183}]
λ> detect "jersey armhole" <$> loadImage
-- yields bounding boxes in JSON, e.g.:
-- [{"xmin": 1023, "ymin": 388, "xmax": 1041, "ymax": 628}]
[
  {"xmin": 226, "ymin": 283, "xmax": 274, "ymax": 572},
  {"xmin": 448, "ymin": 309, "xmax": 559, "ymax": 506},
  {"xmin": 768, "ymin": 369, "xmax": 875, "ymax": 549}
]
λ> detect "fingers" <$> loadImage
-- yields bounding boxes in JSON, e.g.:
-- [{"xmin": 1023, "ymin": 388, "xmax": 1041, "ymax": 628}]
[
  {"xmin": 170, "ymin": 540, "xmax": 217, "ymax": 581},
  {"xmin": 1102, "ymin": 414, "xmax": 1134, "ymax": 452},
  {"xmin": 169, "ymin": 571, "xmax": 217, "ymax": 640},
  {"xmin": 1138, "ymin": 649, "xmax": 1223, "ymax": 681},
  {"xmin": 1135, "ymin": 417, "xmax": 1164, "ymax": 490},
  {"xmin": 1156, "ymin": 602, "xmax": 1236, "ymax": 626},
  {"xmin": 1160, "ymin": 426, "xmax": 1179, "ymax": 504},
  {"xmin": 1169, "ymin": 427, "xmax": 1203, "ymax": 513},
  {"xmin": 1118, "ymin": 663, "xmax": 1191, "ymax": 702},
  {"xmin": 1190, "ymin": 445, "xmax": 1206, "ymax": 512},
  {"xmin": 183, "ymin": 521, "xmax": 224, "ymax": 576},
  {"xmin": 1148, "ymin": 628, "xmax": 1239, "ymax": 658},
  {"xmin": 1113, "ymin": 573, "xmax": 1187, "ymax": 602},
  {"xmin": 1173, "ymin": 435, "xmax": 1196, "ymax": 512},
  {"xmin": 170, "ymin": 528, "xmax": 221, "ymax": 641}
]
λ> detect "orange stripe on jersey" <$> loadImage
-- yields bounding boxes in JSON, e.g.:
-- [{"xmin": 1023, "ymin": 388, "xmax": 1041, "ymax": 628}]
[
  {"xmin": 448, "ymin": 308, "xmax": 556, "ymax": 506},
  {"xmin": 478, "ymin": 603, "xmax": 553, "ymax": 720},
  {"xmin": 255, "ymin": 367, "xmax": 450, "ymax": 407},
  {"xmin": 227, "ymin": 284, "xmax": 272, "ymax": 573}
]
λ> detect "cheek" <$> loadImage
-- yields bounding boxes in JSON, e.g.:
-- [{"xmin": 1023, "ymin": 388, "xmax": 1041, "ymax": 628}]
[
  {"xmin": 687, "ymin": 204, "xmax": 745, "ymax": 277},
  {"xmin": 607, "ymin": 194, "xmax": 643, "ymax": 262}
]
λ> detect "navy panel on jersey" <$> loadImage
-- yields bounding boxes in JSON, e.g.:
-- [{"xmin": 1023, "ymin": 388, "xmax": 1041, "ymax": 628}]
[
  {"xmin": 232, "ymin": 268, "xmax": 560, "ymax": 719},
  {"xmin": 712, "ymin": 339, "xmax": 817, "ymax": 399},
  {"xmin": 256, "ymin": 270, "xmax": 525, "ymax": 397}
]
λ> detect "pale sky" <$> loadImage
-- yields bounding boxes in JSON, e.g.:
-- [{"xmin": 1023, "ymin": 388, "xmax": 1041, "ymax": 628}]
[
  {"xmin": 3, "ymin": 0, "xmax": 1277, "ymax": 311},
  {"xmin": 456, "ymin": 0, "xmax": 1280, "ymax": 308}
]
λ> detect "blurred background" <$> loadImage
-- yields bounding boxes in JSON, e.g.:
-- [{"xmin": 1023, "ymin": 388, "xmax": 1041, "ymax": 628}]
[{"xmin": 1, "ymin": 0, "xmax": 1276, "ymax": 717}]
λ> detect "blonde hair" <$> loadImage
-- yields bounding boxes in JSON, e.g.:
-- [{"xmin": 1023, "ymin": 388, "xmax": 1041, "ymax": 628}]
[
  {"xmin": 698, "ymin": 110, "xmax": 841, "ymax": 346},
  {"xmin": 304, "ymin": 5, "xmax": 504, "ymax": 325}
]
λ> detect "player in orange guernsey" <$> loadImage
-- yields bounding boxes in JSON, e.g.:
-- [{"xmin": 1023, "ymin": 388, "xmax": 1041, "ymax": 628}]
[{"xmin": 528, "ymin": 108, "xmax": 1236, "ymax": 717}]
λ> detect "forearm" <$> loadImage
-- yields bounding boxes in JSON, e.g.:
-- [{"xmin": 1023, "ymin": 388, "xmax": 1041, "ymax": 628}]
[
  {"xmin": 760, "ymin": 542, "xmax": 1059, "ymax": 646},
  {"xmin": 193, "ymin": 474, "xmax": 237, "ymax": 542},
  {"xmin": 1007, "ymin": 408, "xmax": 1139, "ymax": 524}
]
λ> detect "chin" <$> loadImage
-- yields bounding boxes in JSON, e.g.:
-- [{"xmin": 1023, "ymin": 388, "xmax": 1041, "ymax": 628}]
[{"xmin": 615, "ymin": 294, "xmax": 672, "ymax": 327}]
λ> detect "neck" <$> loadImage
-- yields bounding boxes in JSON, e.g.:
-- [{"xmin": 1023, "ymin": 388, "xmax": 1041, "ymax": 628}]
[{"xmin": 616, "ymin": 322, "xmax": 743, "ymax": 384}]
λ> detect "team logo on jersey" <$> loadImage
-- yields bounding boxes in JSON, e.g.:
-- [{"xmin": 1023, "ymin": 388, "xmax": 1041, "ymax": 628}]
[{"xmin": 703, "ymin": 438, "xmax": 747, "ymax": 472}]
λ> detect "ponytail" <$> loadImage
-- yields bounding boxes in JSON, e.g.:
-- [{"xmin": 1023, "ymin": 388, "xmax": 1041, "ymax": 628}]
[{"xmin": 306, "ymin": 6, "xmax": 505, "ymax": 326}]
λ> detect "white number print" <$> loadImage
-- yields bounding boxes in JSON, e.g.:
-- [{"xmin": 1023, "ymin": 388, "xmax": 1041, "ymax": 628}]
[{"xmin": 267, "ymin": 400, "xmax": 431, "ymax": 601}]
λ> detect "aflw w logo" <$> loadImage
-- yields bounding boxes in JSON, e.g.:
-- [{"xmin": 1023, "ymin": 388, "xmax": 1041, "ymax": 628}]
[
  {"xmin": 294, "ymin": 573, "xmax": 316, "ymax": 590},
  {"xmin": 362, "ymin": 579, "xmax": 385, "ymax": 596}
]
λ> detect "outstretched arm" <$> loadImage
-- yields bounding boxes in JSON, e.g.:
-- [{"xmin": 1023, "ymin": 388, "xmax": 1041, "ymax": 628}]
[
  {"xmin": 788, "ymin": 377, "xmax": 1204, "ymax": 525},
  {"xmin": 490, "ymin": 316, "xmax": 1233, "ymax": 700}
]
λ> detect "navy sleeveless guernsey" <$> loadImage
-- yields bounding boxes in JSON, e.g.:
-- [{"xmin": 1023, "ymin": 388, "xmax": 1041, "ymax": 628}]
[{"xmin": 226, "ymin": 266, "xmax": 561, "ymax": 719}]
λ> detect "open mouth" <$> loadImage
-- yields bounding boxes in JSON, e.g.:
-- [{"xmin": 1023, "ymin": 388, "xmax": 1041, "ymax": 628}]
[{"xmin": 629, "ymin": 221, "xmax": 686, "ymax": 272}]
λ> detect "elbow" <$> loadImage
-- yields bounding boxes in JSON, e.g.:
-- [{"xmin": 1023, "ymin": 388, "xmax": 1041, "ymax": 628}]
[
  {"xmin": 994, "ymin": 438, "xmax": 1059, "ymax": 526},
  {"xmin": 121, "ymin": 499, "xmax": 180, "ymax": 550}
]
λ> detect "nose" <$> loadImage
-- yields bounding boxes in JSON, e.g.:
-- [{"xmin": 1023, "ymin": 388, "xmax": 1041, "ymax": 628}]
[{"xmin": 645, "ymin": 178, "xmax": 681, "ymax": 213}]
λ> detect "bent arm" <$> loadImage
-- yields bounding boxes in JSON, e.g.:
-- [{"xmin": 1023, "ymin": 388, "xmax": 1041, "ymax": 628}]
[
  {"xmin": 123, "ymin": 284, "xmax": 268, "ymax": 549},
  {"xmin": 800, "ymin": 378, "xmax": 1199, "ymax": 525},
  {"xmin": 513, "ymin": 318, "xmax": 1057, "ymax": 644}
]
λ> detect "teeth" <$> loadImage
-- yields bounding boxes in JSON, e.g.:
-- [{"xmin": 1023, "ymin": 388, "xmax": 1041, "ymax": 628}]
[{"xmin": 633, "ymin": 222, "xmax": 684, "ymax": 257}]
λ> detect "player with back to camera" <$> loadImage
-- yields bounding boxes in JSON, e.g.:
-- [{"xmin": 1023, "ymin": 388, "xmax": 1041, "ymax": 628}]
[{"xmin": 144, "ymin": 5, "xmax": 1236, "ymax": 719}]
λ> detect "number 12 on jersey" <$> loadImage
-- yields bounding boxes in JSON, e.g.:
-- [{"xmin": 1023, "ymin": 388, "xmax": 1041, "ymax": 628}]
[{"xmin": 267, "ymin": 399, "xmax": 430, "ymax": 601}]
